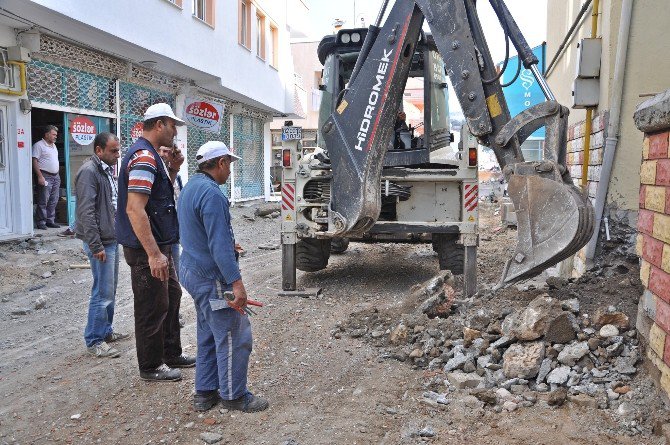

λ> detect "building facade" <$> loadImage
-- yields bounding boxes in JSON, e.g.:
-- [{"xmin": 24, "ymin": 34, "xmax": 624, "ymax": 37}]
[
  {"xmin": 546, "ymin": 0, "xmax": 670, "ymax": 272},
  {"xmin": 0, "ymin": 0, "xmax": 309, "ymax": 241}
]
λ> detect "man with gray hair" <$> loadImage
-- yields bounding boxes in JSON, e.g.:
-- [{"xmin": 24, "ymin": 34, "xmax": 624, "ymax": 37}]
[
  {"xmin": 75, "ymin": 132, "xmax": 130, "ymax": 358},
  {"xmin": 32, "ymin": 125, "xmax": 61, "ymax": 230}
]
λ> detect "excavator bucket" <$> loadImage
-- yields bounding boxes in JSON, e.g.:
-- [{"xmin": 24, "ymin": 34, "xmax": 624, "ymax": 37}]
[{"xmin": 500, "ymin": 175, "xmax": 594, "ymax": 284}]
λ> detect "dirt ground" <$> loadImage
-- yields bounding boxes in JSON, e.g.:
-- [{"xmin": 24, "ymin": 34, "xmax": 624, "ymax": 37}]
[{"xmin": 0, "ymin": 202, "xmax": 668, "ymax": 445}]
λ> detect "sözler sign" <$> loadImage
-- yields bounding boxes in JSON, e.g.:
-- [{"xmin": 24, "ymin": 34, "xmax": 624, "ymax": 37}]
[
  {"xmin": 184, "ymin": 98, "xmax": 224, "ymax": 133},
  {"xmin": 70, "ymin": 116, "xmax": 97, "ymax": 146}
]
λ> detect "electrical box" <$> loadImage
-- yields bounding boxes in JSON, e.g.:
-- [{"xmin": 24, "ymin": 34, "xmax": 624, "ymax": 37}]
[
  {"xmin": 576, "ymin": 38, "xmax": 601, "ymax": 78},
  {"xmin": 572, "ymin": 78, "xmax": 600, "ymax": 108},
  {"xmin": 7, "ymin": 46, "xmax": 31, "ymax": 63}
]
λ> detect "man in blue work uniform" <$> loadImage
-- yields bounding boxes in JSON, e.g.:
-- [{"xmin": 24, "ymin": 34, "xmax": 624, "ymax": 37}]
[
  {"xmin": 178, "ymin": 141, "xmax": 269, "ymax": 413},
  {"xmin": 116, "ymin": 103, "xmax": 195, "ymax": 382}
]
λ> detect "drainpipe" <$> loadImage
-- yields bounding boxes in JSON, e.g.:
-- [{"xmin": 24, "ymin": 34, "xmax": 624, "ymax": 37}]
[
  {"xmin": 581, "ymin": 0, "xmax": 600, "ymax": 191},
  {"xmin": 585, "ymin": 0, "xmax": 634, "ymax": 264}
]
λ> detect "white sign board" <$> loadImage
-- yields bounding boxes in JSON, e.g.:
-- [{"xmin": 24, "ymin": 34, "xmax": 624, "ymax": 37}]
[{"xmin": 183, "ymin": 98, "xmax": 225, "ymax": 134}]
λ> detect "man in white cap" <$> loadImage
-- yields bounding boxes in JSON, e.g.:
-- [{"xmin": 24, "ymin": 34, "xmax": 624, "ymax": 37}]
[
  {"xmin": 178, "ymin": 141, "xmax": 269, "ymax": 413},
  {"xmin": 116, "ymin": 103, "xmax": 195, "ymax": 382}
]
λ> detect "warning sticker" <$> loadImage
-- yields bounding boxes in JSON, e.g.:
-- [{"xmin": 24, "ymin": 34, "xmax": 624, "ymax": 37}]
[
  {"xmin": 336, "ymin": 99, "xmax": 348, "ymax": 114},
  {"xmin": 486, "ymin": 94, "xmax": 502, "ymax": 118},
  {"xmin": 285, "ymin": 214, "xmax": 293, "ymax": 221}
]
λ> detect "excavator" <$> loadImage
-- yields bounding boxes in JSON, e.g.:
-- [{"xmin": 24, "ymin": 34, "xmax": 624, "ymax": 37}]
[{"xmin": 279, "ymin": 0, "xmax": 594, "ymax": 296}]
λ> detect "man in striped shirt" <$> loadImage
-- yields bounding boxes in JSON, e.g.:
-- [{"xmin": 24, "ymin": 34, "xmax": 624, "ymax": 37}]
[{"xmin": 116, "ymin": 103, "xmax": 195, "ymax": 382}]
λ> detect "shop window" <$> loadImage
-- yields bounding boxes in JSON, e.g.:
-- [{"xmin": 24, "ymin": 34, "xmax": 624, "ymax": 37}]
[
  {"xmin": 0, "ymin": 49, "xmax": 16, "ymax": 89},
  {"xmin": 269, "ymin": 23, "xmax": 279, "ymax": 68},
  {"xmin": 239, "ymin": 0, "xmax": 251, "ymax": 49},
  {"xmin": 256, "ymin": 12, "xmax": 266, "ymax": 60},
  {"xmin": 193, "ymin": 0, "xmax": 215, "ymax": 27}
]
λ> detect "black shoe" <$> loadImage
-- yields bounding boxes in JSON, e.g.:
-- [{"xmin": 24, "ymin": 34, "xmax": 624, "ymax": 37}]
[
  {"xmin": 220, "ymin": 392, "xmax": 269, "ymax": 413},
  {"xmin": 36, "ymin": 224, "xmax": 47, "ymax": 230},
  {"xmin": 165, "ymin": 354, "xmax": 196, "ymax": 368},
  {"xmin": 45, "ymin": 222, "xmax": 60, "ymax": 228},
  {"xmin": 139, "ymin": 364, "xmax": 182, "ymax": 382},
  {"xmin": 194, "ymin": 390, "xmax": 220, "ymax": 412}
]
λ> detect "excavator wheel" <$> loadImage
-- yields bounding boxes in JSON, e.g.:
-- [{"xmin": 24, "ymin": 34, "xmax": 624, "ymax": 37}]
[
  {"xmin": 296, "ymin": 239, "xmax": 331, "ymax": 272},
  {"xmin": 330, "ymin": 237, "xmax": 350, "ymax": 254},
  {"xmin": 432, "ymin": 234, "xmax": 464, "ymax": 275}
]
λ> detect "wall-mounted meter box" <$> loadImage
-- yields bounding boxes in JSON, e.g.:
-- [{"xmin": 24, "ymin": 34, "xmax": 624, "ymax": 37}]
[
  {"xmin": 572, "ymin": 78, "xmax": 600, "ymax": 108},
  {"xmin": 576, "ymin": 38, "xmax": 602, "ymax": 78}
]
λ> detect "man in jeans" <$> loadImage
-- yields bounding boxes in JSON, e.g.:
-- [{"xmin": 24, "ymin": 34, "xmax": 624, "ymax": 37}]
[
  {"xmin": 116, "ymin": 103, "xmax": 194, "ymax": 382},
  {"xmin": 32, "ymin": 125, "xmax": 61, "ymax": 230},
  {"xmin": 179, "ymin": 141, "xmax": 268, "ymax": 413},
  {"xmin": 74, "ymin": 132, "xmax": 129, "ymax": 358}
]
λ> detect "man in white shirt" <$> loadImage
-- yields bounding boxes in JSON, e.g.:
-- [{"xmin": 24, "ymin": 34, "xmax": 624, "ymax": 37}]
[{"xmin": 32, "ymin": 125, "xmax": 61, "ymax": 230}]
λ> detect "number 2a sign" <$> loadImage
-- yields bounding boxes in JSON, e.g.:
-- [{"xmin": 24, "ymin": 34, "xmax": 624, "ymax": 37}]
[{"xmin": 282, "ymin": 126, "xmax": 302, "ymax": 141}]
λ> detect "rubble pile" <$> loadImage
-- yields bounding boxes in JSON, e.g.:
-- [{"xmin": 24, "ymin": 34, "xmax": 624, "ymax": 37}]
[{"xmin": 336, "ymin": 272, "xmax": 643, "ymax": 415}]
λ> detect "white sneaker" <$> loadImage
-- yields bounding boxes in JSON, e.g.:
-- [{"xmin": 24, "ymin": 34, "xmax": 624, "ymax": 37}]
[{"xmin": 87, "ymin": 341, "xmax": 121, "ymax": 358}]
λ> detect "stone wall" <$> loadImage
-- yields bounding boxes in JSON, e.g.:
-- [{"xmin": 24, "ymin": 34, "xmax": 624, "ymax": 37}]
[{"xmin": 633, "ymin": 90, "xmax": 670, "ymax": 396}]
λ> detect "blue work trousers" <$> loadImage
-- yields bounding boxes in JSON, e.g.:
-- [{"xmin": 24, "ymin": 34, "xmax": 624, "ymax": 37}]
[
  {"xmin": 83, "ymin": 242, "xmax": 120, "ymax": 347},
  {"xmin": 180, "ymin": 267, "xmax": 252, "ymax": 400}
]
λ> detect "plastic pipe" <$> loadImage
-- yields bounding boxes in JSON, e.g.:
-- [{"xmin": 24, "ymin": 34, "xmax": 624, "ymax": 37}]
[{"xmin": 585, "ymin": 0, "xmax": 634, "ymax": 263}]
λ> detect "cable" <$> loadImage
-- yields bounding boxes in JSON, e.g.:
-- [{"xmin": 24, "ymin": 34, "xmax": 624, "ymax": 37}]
[
  {"xmin": 482, "ymin": 0, "xmax": 510, "ymax": 84},
  {"xmin": 501, "ymin": 54, "xmax": 521, "ymax": 87}
]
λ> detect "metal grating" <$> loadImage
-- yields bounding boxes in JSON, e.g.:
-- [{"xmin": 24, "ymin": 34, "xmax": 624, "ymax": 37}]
[
  {"xmin": 232, "ymin": 114, "xmax": 265, "ymax": 200},
  {"xmin": 27, "ymin": 59, "xmax": 116, "ymax": 113},
  {"xmin": 36, "ymin": 34, "xmax": 128, "ymax": 78},
  {"xmin": 118, "ymin": 81, "xmax": 176, "ymax": 153}
]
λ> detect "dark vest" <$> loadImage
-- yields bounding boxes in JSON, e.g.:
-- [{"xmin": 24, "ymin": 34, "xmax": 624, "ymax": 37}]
[{"xmin": 116, "ymin": 137, "xmax": 179, "ymax": 249}]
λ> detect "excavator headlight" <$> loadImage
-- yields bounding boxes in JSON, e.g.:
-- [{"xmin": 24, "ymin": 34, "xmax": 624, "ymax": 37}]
[
  {"xmin": 468, "ymin": 147, "xmax": 477, "ymax": 167},
  {"xmin": 282, "ymin": 149, "xmax": 292, "ymax": 167},
  {"xmin": 351, "ymin": 33, "xmax": 361, "ymax": 43},
  {"xmin": 340, "ymin": 33, "xmax": 351, "ymax": 44}
]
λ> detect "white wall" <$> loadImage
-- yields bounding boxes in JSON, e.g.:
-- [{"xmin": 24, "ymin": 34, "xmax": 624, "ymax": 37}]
[{"xmin": 6, "ymin": 0, "xmax": 299, "ymax": 115}]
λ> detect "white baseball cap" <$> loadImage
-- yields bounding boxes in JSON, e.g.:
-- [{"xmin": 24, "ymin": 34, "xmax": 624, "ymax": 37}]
[
  {"xmin": 143, "ymin": 103, "xmax": 186, "ymax": 126},
  {"xmin": 196, "ymin": 141, "xmax": 241, "ymax": 164}
]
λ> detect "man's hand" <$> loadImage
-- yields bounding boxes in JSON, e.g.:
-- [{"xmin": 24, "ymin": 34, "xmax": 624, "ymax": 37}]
[
  {"xmin": 235, "ymin": 243, "xmax": 245, "ymax": 255},
  {"xmin": 168, "ymin": 147, "xmax": 185, "ymax": 170},
  {"xmin": 37, "ymin": 175, "xmax": 45, "ymax": 186},
  {"xmin": 149, "ymin": 252, "xmax": 169, "ymax": 281},
  {"xmin": 229, "ymin": 279, "xmax": 248, "ymax": 314},
  {"xmin": 93, "ymin": 250, "xmax": 107, "ymax": 262}
]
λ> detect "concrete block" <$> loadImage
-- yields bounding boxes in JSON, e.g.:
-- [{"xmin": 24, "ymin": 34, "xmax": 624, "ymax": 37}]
[
  {"xmin": 641, "ymin": 160, "xmax": 658, "ymax": 185},
  {"xmin": 654, "ymin": 213, "xmax": 670, "ymax": 244},
  {"xmin": 636, "ymin": 234, "xmax": 644, "ymax": 256},
  {"xmin": 650, "ymin": 323, "xmax": 667, "ymax": 358},
  {"xmin": 649, "ymin": 131, "xmax": 669, "ymax": 160},
  {"xmin": 656, "ymin": 159, "xmax": 670, "ymax": 186},
  {"xmin": 633, "ymin": 90, "xmax": 670, "ymax": 133},
  {"xmin": 651, "ymin": 267, "xmax": 670, "ymax": 305},
  {"xmin": 663, "ymin": 244, "xmax": 670, "ymax": 274},
  {"xmin": 637, "ymin": 301, "xmax": 654, "ymax": 342},
  {"xmin": 645, "ymin": 186, "xmax": 667, "ymax": 213},
  {"xmin": 641, "ymin": 260, "xmax": 651, "ymax": 287},
  {"xmin": 643, "ymin": 234, "xmax": 664, "ymax": 267},
  {"xmin": 500, "ymin": 198, "xmax": 517, "ymax": 227},
  {"xmin": 643, "ymin": 136, "xmax": 650, "ymax": 160},
  {"xmin": 643, "ymin": 289, "xmax": 658, "ymax": 320},
  {"xmin": 638, "ymin": 209, "xmax": 655, "ymax": 235},
  {"xmin": 640, "ymin": 185, "xmax": 646, "ymax": 210}
]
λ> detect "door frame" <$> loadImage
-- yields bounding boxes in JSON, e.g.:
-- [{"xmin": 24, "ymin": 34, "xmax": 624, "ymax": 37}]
[{"xmin": 0, "ymin": 102, "xmax": 10, "ymax": 236}]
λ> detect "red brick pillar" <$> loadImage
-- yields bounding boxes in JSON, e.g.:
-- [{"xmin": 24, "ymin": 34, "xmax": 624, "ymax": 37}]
[{"xmin": 634, "ymin": 90, "xmax": 670, "ymax": 395}]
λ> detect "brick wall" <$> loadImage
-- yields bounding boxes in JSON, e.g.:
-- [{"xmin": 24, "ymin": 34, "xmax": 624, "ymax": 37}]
[
  {"xmin": 633, "ymin": 90, "xmax": 670, "ymax": 397},
  {"xmin": 566, "ymin": 112, "xmax": 609, "ymax": 199}
]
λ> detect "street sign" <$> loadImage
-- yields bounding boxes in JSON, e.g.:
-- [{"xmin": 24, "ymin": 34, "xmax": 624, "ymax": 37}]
[{"xmin": 282, "ymin": 126, "xmax": 302, "ymax": 141}]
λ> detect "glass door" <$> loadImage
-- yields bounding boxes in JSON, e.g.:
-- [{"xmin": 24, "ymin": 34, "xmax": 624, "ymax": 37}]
[{"xmin": 64, "ymin": 114, "xmax": 114, "ymax": 225}]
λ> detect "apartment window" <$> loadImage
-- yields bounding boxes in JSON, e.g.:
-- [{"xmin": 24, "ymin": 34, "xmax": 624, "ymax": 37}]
[
  {"xmin": 256, "ymin": 12, "xmax": 266, "ymax": 60},
  {"xmin": 269, "ymin": 23, "xmax": 279, "ymax": 68},
  {"xmin": 193, "ymin": 0, "xmax": 215, "ymax": 27},
  {"xmin": 239, "ymin": 0, "xmax": 251, "ymax": 49},
  {"xmin": 164, "ymin": 0, "xmax": 183, "ymax": 7}
]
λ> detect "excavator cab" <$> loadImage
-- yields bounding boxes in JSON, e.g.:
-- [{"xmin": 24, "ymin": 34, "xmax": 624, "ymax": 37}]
[{"xmin": 316, "ymin": 29, "xmax": 454, "ymax": 168}]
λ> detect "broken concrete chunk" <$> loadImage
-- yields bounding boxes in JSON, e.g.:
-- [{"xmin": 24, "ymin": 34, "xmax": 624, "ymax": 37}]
[
  {"xmin": 463, "ymin": 327, "xmax": 482, "ymax": 346},
  {"xmin": 546, "ymin": 366, "xmax": 571, "ymax": 385},
  {"xmin": 509, "ymin": 295, "xmax": 562, "ymax": 341},
  {"xmin": 561, "ymin": 298, "xmax": 580, "ymax": 313},
  {"xmin": 535, "ymin": 358, "xmax": 553, "ymax": 384},
  {"xmin": 557, "ymin": 342, "xmax": 589, "ymax": 366},
  {"xmin": 544, "ymin": 312, "xmax": 577, "ymax": 344},
  {"xmin": 443, "ymin": 353, "xmax": 469, "ymax": 372},
  {"xmin": 446, "ymin": 371, "xmax": 483, "ymax": 389},
  {"xmin": 599, "ymin": 324, "xmax": 619, "ymax": 338},
  {"xmin": 567, "ymin": 393, "xmax": 599, "ymax": 409},
  {"xmin": 502, "ymin": 341, "xmax": 545, "ymax": 379},
  {"xmin": 594, "ymin": 309, "xmax": 630, "ymax": 330}
]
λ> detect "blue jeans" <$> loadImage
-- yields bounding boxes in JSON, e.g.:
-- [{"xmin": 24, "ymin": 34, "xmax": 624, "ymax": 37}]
[
  {"xmin": 83, "ymin": 242, "xmax": 120, "ymax": 347},
  {"xmin": 180, "ymin": 267, "xmax": 252, "ymax": 400}
]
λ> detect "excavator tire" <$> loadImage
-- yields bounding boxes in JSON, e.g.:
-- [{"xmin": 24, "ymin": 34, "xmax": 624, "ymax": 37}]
[
  {"xmin": 296, "ymin": 239, "xmax": 331, "ymax": 272},
  {"xmin": 432, "ymin": 234, "xmax": 464, "ymax": 275},
  {"xmin": 330, "ymin": 237, "xmax": 350, "ymax": 254}
]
